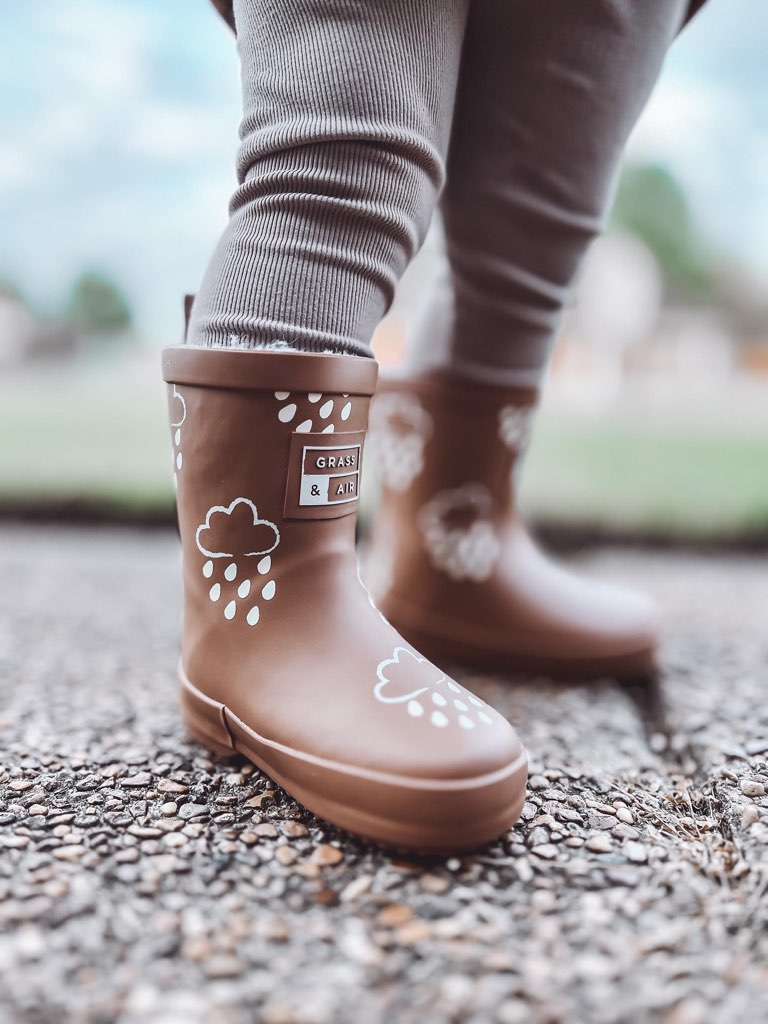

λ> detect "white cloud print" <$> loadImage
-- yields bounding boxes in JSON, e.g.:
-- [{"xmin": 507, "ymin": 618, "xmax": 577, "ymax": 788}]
[
  {"xmin": 374, "ymin": 646, "xmax": 492, "ymax": 730},
  {"xmin": 374, "ymin": 647, "xmax": 446, "ymax": 705},
  {"xmin": 170, "ymin": 385, "xmax": 186, "ymax": 428},
  {"xmin": 418, "ymin": 484, "xmax": 501, "ymax": 582},
  {"xmin": 368, "ymin": 392, "xmax": 433, "ymax": 492},
  {"xmin": 195, "ymin": 498, "xmax": 280, "ymax": 560}
]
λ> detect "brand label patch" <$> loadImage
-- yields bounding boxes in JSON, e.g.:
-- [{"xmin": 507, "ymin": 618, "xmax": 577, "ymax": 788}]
[{"xmin": 284, "ymin": 430, "xmax": 365, "ymax": 520}]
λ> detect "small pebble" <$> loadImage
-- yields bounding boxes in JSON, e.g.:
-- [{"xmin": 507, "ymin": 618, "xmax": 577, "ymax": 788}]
[
  {"xmin": 376, "ymin": 904, "xmax": 413, "ymax": 928},
  {"xmin": 586, "ymin": 835, "xmax": 612, "ymax": 854},
  {"xmin": 625, "ymin": 841, "xmax": 649, "ymax": 864},
  {"xmin": 740, "ymin": 780, "xmax": 765, "ymax": 798},
  {"xmin": 309, "ymin": 844, "xmax": 343, "ymax": 867},
  {"xmin": 340, "ymin": 875, "xmax": 373, "ymax": 902},
  {"xmin": 253, "ymin": 823, "xmax": 279, "ymax": 838},
  {"xmin": 157, "ymin": 780, "xmax": 188, "ymax": 794},
  {"xmin": 178, "ymin": 803, "xmax": 208, "ymax": 821},
  {"xmin": 122, "ymin": 773, "xmax": 153, "ymax": 788},
  {"xmin": 52, "ymin": 845, "xmax": 86, "ymax": 862},
  {"xmin": 203, "ymin": 956, "xmax": 244, "ymax": 979},
  {"xmin": 530, "ymin": 844, "xmax": 559, "ymax": 860}
]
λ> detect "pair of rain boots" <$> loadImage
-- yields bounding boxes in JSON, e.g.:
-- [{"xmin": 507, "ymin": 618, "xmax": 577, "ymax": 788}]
[{"xmin": 162, "ymin": 344, "xmax": 656, "ymax": 853}]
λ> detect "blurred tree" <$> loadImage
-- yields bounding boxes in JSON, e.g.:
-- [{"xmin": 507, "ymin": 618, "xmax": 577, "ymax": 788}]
[
  {"xmin": 610, "ymin": 163, "xmax": 716, "ymax": 301},
  {"xmin": 0, "ymin": 278, "xmax": 23, "ymax": 302},
  {"xmin": 66, "ymin": 272, "xmax": 133, "ymax": 337}
]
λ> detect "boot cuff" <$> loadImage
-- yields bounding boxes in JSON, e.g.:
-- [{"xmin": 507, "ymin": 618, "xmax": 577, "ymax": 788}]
[{"xmin": 162, "ymin": 346, "xmax": 378, "ymax": 396}]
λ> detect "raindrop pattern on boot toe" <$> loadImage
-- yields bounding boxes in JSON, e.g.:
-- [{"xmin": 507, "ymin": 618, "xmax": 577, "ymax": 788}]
[{"xmin": 374, "ymin": 646, "xmax": 496, "ymax": 731}]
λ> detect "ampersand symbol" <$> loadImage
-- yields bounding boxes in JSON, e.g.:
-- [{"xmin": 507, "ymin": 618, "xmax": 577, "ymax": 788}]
[{"xmin": 310, "ymin": 484, "xmax": 320, "ymax": 497}]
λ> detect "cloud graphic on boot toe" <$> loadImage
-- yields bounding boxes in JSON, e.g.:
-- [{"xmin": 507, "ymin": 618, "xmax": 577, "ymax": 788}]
[
  {"xmin": 195, "ymin": 498, "xmax": 280, "ymax": 559},
  {"xmin": 374, "ymin": 646, "xmax": 495, "ymax": 729},
  {"xmin": 374, "ymin": 647, "xmax": 446, "ymax": 704}
]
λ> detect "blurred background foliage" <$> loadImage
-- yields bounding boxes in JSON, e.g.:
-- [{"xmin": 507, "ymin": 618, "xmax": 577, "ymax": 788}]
[
  {"xmin": 611, "ymin": 163, "xmax": 716, "ymax": 300},
  {"xmin": 0, "ymin": 0, "xmax": 766, "ymax": 541}
]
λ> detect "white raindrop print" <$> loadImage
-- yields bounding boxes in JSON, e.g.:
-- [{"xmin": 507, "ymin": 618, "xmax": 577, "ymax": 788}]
[
  {"xmin": 407, "ymin": 700, "xmax": 423, "ymax": 717},
  {"xmin": 274, "ymin": 390, "xmax": 352, "ymax": 436},
  {"xmin": 170, "ymin": 385, "xmax": 186, "ymax": 478},
  {"xmin": 431, "ymin": 711, "xmax": 449, "ymax": 728},
  {"xmin": 195, "ymin": 498, "xmax": 281, "ymax": 631}
]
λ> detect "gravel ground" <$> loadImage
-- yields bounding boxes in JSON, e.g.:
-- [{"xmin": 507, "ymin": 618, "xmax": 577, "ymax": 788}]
[{"xmin": 1, "ymin": 525, "xmax": 767, "ymax": 1024}]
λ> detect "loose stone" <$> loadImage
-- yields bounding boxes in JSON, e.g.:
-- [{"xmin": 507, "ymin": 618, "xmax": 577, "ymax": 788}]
[
  {"xmin": 52, "ymin": 845, "xmax": 86, "ymax": 862},
  {"xmin": 625, "ymin": 841, "xmax": 649, "ymax": 864},
  {"xmin": 740, "ymin": 780, "xmax": 765, "ymax": 798},
  {"xmin": 309, "ymin": 844, "xmax": 343, "ymax": 866},
  {"xmin": 585, "ymin": 835, "xmax": 612, "ymax": 854},
  {"xmin": 122, "ymin": 773, "xmax": 153, "ymax": 787},
  {"xmin": 178, "ymin": 803, "xmax": 209, "ymax": 821}
]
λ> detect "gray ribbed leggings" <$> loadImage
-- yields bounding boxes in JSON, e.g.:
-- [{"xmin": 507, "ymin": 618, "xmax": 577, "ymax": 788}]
[{"xmin": 188, "ymin": 0, "xmax": 692, "ymax": 385}]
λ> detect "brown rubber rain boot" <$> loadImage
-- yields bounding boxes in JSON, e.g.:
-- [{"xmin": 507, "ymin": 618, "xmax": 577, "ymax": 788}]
[
  {"xmin": 161, "ymin": 347, "xmax": 527, "ymax": 853},
  {"xmin": 366, "ymin": 372, "xmax": 659, "ymax": 680}
]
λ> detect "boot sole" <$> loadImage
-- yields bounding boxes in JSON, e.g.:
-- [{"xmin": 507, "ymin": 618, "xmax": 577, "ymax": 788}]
[
  {"xmin": 178, "ymin": 665, "xmax": 528, "ymax": 855},
  {"xmin": 383, "ymin": 613, "xmax": 657, "ymax": 683}
]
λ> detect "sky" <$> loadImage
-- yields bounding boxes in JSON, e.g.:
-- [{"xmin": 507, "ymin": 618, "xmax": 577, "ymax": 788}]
[{"xmin": 0, "ymin": 0, "xmax": 766, "ymax": 341}]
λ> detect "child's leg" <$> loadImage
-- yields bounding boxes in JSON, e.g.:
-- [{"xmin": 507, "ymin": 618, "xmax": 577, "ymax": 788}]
[
  {"xmin": 188, "ymin": 0, "xmax": 470, "ymax": 355},
  {"xmin": 367, "ymin": 0, "xmax": 696, "ymax": 681},
  {"xmin": 410, "ymin": 0, "xmax": 691, "ymax": 384}
]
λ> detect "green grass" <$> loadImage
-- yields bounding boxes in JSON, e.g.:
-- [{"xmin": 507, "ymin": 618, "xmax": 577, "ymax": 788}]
[
  {"xmin": 0, "ymin": 358, "xmax": 175, "ymax": 512},
  {"xmin": 2, "ymin": 358, "xmax": 767, "ymax": 539},
  {"xmin": 521, "ymin": 416, "xmax": 768, "ymax": 538}
]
